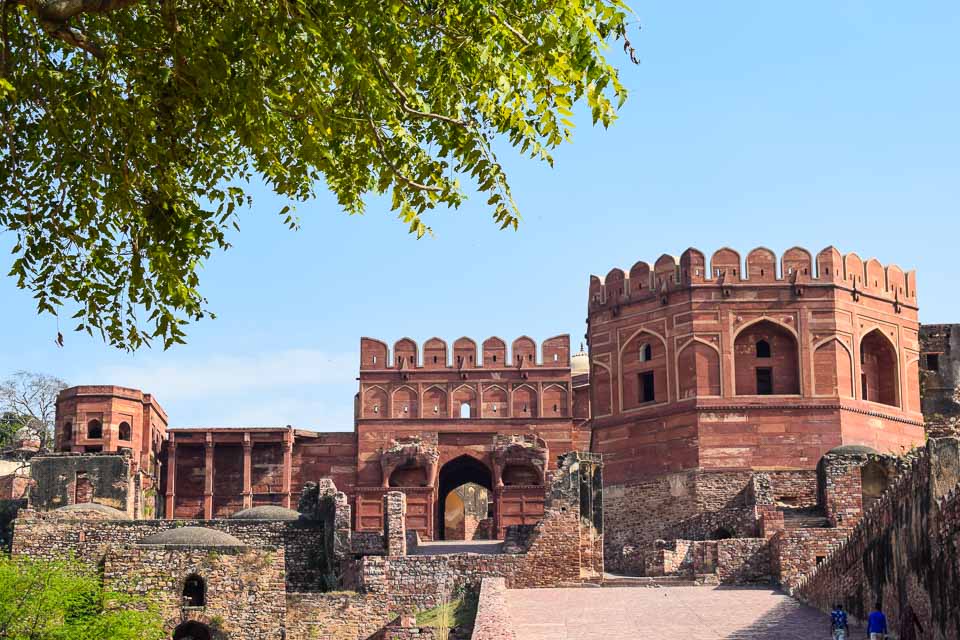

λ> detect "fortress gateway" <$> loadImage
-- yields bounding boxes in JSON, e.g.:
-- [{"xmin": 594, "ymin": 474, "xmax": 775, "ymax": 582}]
[{"xmin": 9, "ymin": 246, "xmax": 960, "ymax": 640}]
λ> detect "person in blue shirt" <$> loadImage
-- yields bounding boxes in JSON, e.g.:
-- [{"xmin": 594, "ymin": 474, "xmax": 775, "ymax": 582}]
[
  {"xmin": 830, "ymin": 603, "xmax": 848, "ymax": 640},
  {"xmin": 866, "ymin": 602, "xmax": 888, "ymax": 639}
]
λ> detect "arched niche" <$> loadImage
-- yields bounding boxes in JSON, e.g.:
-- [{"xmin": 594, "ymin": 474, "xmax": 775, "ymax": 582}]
[
  {"xmin": 452, "ymin": 385, "xmax": 478, "ymax": 418},
  {"xmin": 362, "ymin": 387, "xmax": 388, "ymax": 418},
  {"xmin": 423, "ymin": 386, "xmax": 448, "ymax": 417},
  {"xmin": 620, "ymin": 330, "xmax": 667, "ymax": 409},
  {"xmin": 734, "ymin": 320, "xmax": 800, "ymax": 395},
  {"xmin": 391, "ymin": 386, "xmax": 419, "ymax": 419},
  {"xmin": 677, "ymin": 340, "xmax": 721, "ymax": 398},
  {"xmin": 813, "ymin": 338, "xmax": 854, "ymax": 397},
  {"xmin": 860, "ymin": 329, "xmax": 898, "ymax": 407},
  {"xmin": 512, "ymin": 385, "xmax": 537, "ymax": 418},
  {"xmin": 542, "ymin": 384, "xmax": 568, "ymax": 417},
  {"xmin": 481, "ymin": 385, "xmax": 508, "ymax": 417}
]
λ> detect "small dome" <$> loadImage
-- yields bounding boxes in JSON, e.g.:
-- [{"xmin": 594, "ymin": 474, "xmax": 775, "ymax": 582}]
[
  {"xmin": 826, "ymin": 444, "xmax": 879, "ymax": 456},
  {"xmin": 52, "ymin": 503, "xmax": 130, "ymax": 520},
  {"xmin": 571, "ymin": 343, "xmax": 590, "ymax": 376},
  {"xmin": 138, "ymin": 526, "xmax": 245, "ymax": 547},
  {"xmin": 230, "ymin": 506, "xmax": 301, "ymax": 521}
]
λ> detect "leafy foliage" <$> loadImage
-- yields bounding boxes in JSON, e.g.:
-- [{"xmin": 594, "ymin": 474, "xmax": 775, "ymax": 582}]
[
  {"xmin": 0, "ymin": 0, "xmax": 636, "ymax": 350},
  {"xmin": 0, "ymin": 556, "xmax": 166, "ymax": 639}
]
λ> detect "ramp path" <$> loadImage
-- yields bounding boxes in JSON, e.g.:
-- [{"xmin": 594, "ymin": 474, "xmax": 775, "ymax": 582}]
[{"xmin": 505, "ymin": 585, "xmax": 857, "ymax": 640}]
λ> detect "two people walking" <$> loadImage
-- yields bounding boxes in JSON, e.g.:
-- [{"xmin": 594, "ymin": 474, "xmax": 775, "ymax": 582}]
[{"xmin": 830, "ymin": 602, "xmax": 924, "ymax": 640}]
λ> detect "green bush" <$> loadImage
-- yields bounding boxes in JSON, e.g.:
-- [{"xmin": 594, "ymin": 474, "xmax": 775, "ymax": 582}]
[{"xmin": 0, "ymin": 556, "xmax": 165, "ymax": 639}]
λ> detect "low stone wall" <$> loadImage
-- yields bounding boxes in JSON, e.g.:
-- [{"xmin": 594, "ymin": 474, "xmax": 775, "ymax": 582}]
[
  {"xmin": 285, "ymin": 591, "xmax": 396, "ymax": 640},
  {"xmin": 716, "ymin": 538, "xmax": 770, "ymax": 584},
  {"xmin": 361, "ymin": 506, "xmax": 582, "ymax": 611},
  {"xmin": 104, "ymin": 545, "xmax": 286, "ymax": 640},
  {"xmin": 771, "ymin": 527, "xmax": 849, "ymax": 590},
  {"xmin": 472, "ymin": 578, "xmax": 516, "ymax": 640},
  {"xmin": 11, "ymin": 512, "xmax": 325, "ymax": 591},
  {"xmin": 793, "ymin": 438, "xmax": 960, "ymax": 640},
  {"xmin": 661, "ymin": 506, "xmax": 759, "ymax": 541}
]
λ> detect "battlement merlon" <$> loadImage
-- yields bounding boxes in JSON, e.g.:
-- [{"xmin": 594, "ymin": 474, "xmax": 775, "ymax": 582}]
[
  {"xmin": 589, "ymin": 246, "xmax": 917, "ymax": 309},
  {"xmin": 360, "ymin": 335, "xmax": 572, "ymax": 371}
]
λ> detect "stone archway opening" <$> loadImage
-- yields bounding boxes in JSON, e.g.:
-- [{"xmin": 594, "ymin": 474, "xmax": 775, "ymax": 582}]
[
  {"xmin": 437, "ymin": 455, "xmax": 492, "ymax": 540},
  {"xmin": 173, "ymin": 621, "xmax": 212, "ymax": 640}
]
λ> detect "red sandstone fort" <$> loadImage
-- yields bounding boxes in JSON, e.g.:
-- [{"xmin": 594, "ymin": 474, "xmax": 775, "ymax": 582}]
[{"xmin": 7, "ymin": 245, "xmax": 960, "ymax": 640}]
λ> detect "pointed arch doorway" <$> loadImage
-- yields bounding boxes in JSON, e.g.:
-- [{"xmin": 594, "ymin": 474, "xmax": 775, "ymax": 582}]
[{"xmin": 437, "ymin": 455, "xmax": 493, "ymax": 540}]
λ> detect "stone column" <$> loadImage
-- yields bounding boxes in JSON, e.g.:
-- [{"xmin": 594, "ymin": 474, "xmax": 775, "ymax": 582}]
[
  {"xmin": 164, "ymin": 441, "xmax": 177, "ymax": 519},
  {"xmin": 282, "ymin": 434, "xmax": 294, "ymax": 508},
  {"xmin": 203, "ymin": 437, "xmax": 214, "ymax": 520},
  {"xmin": 242, "ymin": 436, "xmax": 253, "ymax": 510},
  {"xmin": 383, "ymin": 491, "xmax": 407, "ymax": 556}
]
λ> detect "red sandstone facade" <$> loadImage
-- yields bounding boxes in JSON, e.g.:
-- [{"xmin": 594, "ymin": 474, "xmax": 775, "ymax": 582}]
[{"xmin": 587, "ymin": 246, "xmax": 924, "ymax": 485}]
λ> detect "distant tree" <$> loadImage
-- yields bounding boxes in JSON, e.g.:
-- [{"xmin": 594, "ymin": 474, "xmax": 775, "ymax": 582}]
[
  {"xmin": 0, "ymin": 0, "xmax": 637, "ymax": 350},
  {"xmin": 0, "ymin": 371, "xmax": 67, "ymax": 452},
  {"xmin": 0, "ymin": 556, "xmax": 166, "ymax": 639}
]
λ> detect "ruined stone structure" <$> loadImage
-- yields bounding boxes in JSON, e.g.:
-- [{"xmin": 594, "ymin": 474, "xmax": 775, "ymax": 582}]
[{"xmin": 8, "ymin": 244, "xmax": 960, "ymax": 639}]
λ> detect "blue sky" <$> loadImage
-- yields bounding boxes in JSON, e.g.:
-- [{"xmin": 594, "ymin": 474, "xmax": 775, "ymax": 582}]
[{"xmin": 1, "ymin": 1, "xmax": 958, "ymax": 430}]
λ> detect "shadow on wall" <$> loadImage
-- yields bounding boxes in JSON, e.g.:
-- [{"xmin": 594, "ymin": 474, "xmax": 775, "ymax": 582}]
[{"xmin": 721, "ymin": 590, "xmax": 862, "ymax": 639}]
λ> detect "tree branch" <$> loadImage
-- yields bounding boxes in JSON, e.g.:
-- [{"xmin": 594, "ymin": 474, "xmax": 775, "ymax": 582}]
[
  {"xmin": 364, "ymin": 111, "xmax": 442, "ymax": 193},
  {"xmin": 369, "ymin": 54, "xmax": 468, "ymax": 127}
]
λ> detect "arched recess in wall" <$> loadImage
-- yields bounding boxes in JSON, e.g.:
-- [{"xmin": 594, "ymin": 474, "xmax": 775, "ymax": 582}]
[
  {"xmin": 860, "ymin": 329, "xmax": 899, "ymax": 407},
  {"xmin": 423, "ymin": 386, "xmax": 448, "ymax": 417},
  {"xmin": 591, "ymin": 362, "xmax": 613, "ymax": 416},
  {"xmin": 87, "ymin": 419, "xmax": 103, "ymax": 439},
  {"xmin": 512, "ymin": 385, "xmax": 537, "ymax": 418},
  {"xmin": 502, "ymin": 461, "xmax": 543, "ymax": 486},
  {"xmin": 860, "ymin": 461, "xmax": 889, "ymax": 511},
  {"xmin": 481, "ymin": 385, "xmax": 507, "ymax": 417},
  {"xmin": 391, "ymin": 386, "xmax": 419, "ymax": 418},
  {"xmin": 389, "ymin": 461, "xmax": 429, "ymax": 487},
  {"xmin": 362, "ymin": 386, "xmax": 388, "ymax": 418},
  {"xmin": 619, "ymin": 328, "xmax": 668, "ymax": 411},
  {"xmin": 733, "ymin": 319, "xmax": 800, "ymax": 395},
  {"xmin": 812, "ymin": 337, "xmax": 854, "ymax": 398},
  {"xmin": 542, "ymin": 384, "xmax": 568, "ymax": 417},
  {"xmin": 676, "ymin": 339, "xmax": 721, "ymax": 399},
  {"xmin": 452, "ymin": 385, "xmax": 478, "ymax": 418},
  {"xmin": 174, "ymin": 621, "xmax": 211, "ymax": 640},
  {"xmin": 118, "ymin": 421, "xmax": 131, "ymax": 441},
  {"xmin": 62, "ymin": 422, "xmax": 73, "ymax": 444},
  {"xmin": 182, "ymin": 574, "xmax": 206, "ymax": 607}
]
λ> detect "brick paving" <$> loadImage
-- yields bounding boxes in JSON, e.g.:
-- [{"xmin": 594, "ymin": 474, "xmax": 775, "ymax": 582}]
[{"xmin": 506, "ymin": 585, "xmax": 859, "ymax": 639}]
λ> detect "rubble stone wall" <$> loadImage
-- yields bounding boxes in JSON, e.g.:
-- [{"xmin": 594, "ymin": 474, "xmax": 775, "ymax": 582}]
[
  {"xmin": 472, "ymin": 578, "xmax": 516, "ymax": 640},
  {"xmin": 11, "ymin": 513, "xmax": 325, "ymax": 591},
  {"xmin": 285, "ymin": 592, "xmax": 397, "ymax": 640},
  {"xmin": 103, "ymin": 545, "xmax": 286, "ymax": 640},
  {"xmin": 794, "ymin": 438, "xmax": 960, "ymax": 640}
]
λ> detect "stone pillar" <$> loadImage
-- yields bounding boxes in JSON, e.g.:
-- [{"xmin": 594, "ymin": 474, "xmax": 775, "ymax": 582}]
[
  {"xmin": 203, "ymin": 437, "xmax": 214, "ymax": 520},
  {"xmin": 242, "ymin": 438, "xmax": 253, "ymax": 510},
  {"xmin": 164, "ymin": 441, "xmax": 176, "ymax": 519},
  {"xmin": 282, "ymin": 435, "xmax": 294, "ymax": 508},
  {"xmin": 383, "ymin": 490, "xmax": 407, "ymax": 556}
]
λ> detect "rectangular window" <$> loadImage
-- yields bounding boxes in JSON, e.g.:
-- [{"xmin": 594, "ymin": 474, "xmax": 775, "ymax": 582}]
[
  {"xmin": 926, "ymin": 353, "xmax": 940, "ymax": 372},
  {"xmin": 639, "ymin": 371, "xmax": 655, "ymax": 403},
  {"xmin": 756, "ymin": 368, "xmax": 773, "ymax": 395}
]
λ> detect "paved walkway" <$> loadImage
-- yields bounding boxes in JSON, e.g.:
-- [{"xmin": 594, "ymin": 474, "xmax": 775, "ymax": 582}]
[{"xmin": 506, "ymin": 586, "xmax": 857, "ymax": 639}]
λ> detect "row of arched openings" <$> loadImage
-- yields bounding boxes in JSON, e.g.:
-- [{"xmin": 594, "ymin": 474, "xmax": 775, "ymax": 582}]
[
  {"xmin": 60, "ymin": 420, "xmax": 132, "ymax": 443},
  {"xmin": 594, "ymin": 321, "xmax": 901, "ymax": 413},
  {"xmin": 363, "ymin": 384, "xmax": 567, "ymax": 419}
]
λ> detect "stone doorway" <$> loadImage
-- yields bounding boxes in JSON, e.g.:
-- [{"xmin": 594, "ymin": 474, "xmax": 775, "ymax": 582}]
[
  {"xmin": 173, "ymin": 621, "xmax": 212, "ymax": 640},
  {"xmin": 437, "ymin": 455, "xmax": 493, "ymax": 540}
]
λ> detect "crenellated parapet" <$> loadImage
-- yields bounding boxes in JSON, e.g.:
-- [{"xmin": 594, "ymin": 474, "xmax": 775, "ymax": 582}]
[
  {"xmin": 588, "ymin": 246, "xmax": 916, "ymax": 311},
  {"xmin": 360, "ymin": 335, "xmax": 571, "ymax": 370}
]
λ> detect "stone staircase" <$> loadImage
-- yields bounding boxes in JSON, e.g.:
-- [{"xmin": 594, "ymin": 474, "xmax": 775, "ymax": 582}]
[
  {"xmin": 590, "ymin": 573, "xmax": 720, "ymax": 588},
  {"xmin": 782, "ymin": 507, "xmax": 830, "ymax": 529}
]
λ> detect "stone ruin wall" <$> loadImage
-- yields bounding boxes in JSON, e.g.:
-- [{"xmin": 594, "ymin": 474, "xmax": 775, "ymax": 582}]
[
  {"xmin": 793, "ymin": 438, "xmax": 960, "ymax": 640},
  {"xmin": 602, "ymin": 468, "xmax": 818, "ymax": 573},
  {"xmin": 11, "ymin": 512, "xmax": 326, "ymax": 592},
  {"xmin": 920, "ymin": 324, "xmax": 960, "ymax": 438},
  {"xmin": 104, "ymin": 545, "xmax": 287, "ymax": 640}
]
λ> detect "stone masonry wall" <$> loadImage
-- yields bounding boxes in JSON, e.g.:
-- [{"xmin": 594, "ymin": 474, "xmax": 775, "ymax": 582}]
[
  {"xmin": 12, "ymin": 512, "xmax": 325, "ymax": 591},
  {"xmin": 29, "ymin": 453, "xmax": 134, "ymax": 515},
  {"xmin": 103, "ymin": 545, "xmax": 286, "ymax": 640},
  {"xmin": 471, "ymin": 578, "xmax": 516, "ymax": 640},
  {"xmin": 285, "ymin": 591, "xmax": 397, "ymax": 640},
  {"xmin": 794, "ymin": 438, "xmax": 960, "ymax": 640}
]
